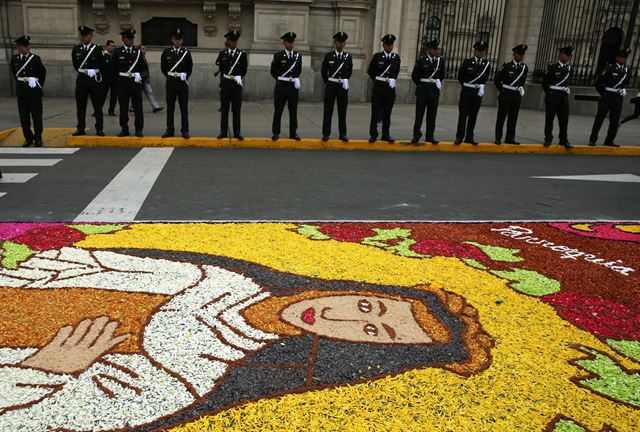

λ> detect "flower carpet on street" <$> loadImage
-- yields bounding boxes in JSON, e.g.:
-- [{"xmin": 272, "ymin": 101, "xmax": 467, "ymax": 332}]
[{"xmin": 0, "ymin": 222, "xmax": 638, "ymax": 431}]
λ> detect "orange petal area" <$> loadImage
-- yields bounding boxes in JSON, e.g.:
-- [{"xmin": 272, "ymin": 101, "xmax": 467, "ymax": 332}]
[{"xmin": 0, "ymin": 288, "xmax": 168, "ymax": 353}]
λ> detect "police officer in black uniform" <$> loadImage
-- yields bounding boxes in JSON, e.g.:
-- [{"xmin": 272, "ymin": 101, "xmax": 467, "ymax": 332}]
[
  {"xmin": 216, "ymin": 30, "xmax": 248, "ymax": 140},
  {"xmin": 114, "ymin": 28, "xmax": 147, "ymax": 137},
  {"xmin": 494, "ymin": 43, "xmax": 529, "ymax": 145},
  {"xmin": 542, "ymin": 46, "xmax": 573, "ymax": 148},
  {"xmin": 321, "ymin": 32, "xmax": 353, "ymax": 142},
  {"xmin": 455, "ymin": 41, "xmax": 491, "ymax": 145},
  {"xmin": 271, "ymin": 32, "xmax": 302, "ymax": 141},
  {"xmin": 411, "ymin": 38, "xmax": 444, "ymax": 144},
  {"xmin": 101, "ymin": 40, "xmax": 118, "ymax": 116},
  {"xmin": 161, "ymin": 28, "xmax": 193, "ymax": 139},
  {"xmin": 589, "ymin": 48, "xmax": 631, "ymax": 147},
  {"xmin": 71, "ymin": 26, "xmax": 105, "ymax": 137},
  {"xmin": 11, "ymin": 35, "xmax": 46, "ymax": 147},
  {"xmin": 368, "ymin": 34, "xmax": 401, "ymax": 143}
]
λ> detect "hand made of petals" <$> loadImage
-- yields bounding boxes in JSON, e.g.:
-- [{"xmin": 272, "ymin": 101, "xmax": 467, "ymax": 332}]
[{"xmin": 21, "ymin": 316, "xmax": 130, "ymax": 374}]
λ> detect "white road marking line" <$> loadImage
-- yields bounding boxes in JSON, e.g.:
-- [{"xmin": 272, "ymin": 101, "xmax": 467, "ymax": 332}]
[
  {"xmin": 74, "ymin": 148, "xmax": 174, "ymax": 222},
  {"xmin": 0, "ymin": 148, "xmax": 80, "ymax": 154},
  {"xmin": 0, "ymin": 173, "xmax": 38, "ymax": 183},
  {"xmin": 0, "ymin": 192, "xmax": 5, "ymax": 199},
  {"xmin": 0, "ymin": 159, "xmax": 62, "ymax": 166},
  {"xmin": 532, "ymin": 173, "xmax": 640, "ymax": 183}
]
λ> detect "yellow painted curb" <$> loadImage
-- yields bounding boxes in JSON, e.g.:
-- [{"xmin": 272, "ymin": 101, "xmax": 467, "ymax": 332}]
[
  {"xmin": 67, "ymin": 135, "xmax": 640, "ymax": 156},
  {"xmin": 0, "ymin": 127, "xmax": 76, "ymax": 147},
  {"xmin": 0, "ymin": 128, "xmax": 16, "ymax": 143}
]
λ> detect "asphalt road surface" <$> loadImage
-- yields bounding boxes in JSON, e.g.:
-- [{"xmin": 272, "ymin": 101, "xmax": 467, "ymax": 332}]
[{"xmin": 1, "ymin": 147, "xmax": 638, "ymax": 221}]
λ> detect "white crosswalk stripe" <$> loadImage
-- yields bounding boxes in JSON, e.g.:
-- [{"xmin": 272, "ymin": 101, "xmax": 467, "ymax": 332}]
[
  {"xmin": 0, "ymin": 148, "xmax": 80, "ymax": 200},
  {"xmin": 0, "ymin": 159, "xmax": 62, "ymax": 166},
  {"xmin": 0, "ymin": 148, "xmax": 80, "ymax": 154},
  {"xmin": 0, "ymin": 173, "xmax": 38, "ymax": 183}
]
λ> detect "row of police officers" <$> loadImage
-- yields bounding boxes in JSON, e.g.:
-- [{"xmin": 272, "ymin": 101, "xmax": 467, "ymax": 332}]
[{"xmin": 9, "ymin": 28, "xmax": 634, "ymax": 148}]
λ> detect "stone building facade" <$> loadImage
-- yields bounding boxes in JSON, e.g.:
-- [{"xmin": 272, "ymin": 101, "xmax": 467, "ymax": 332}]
[{"xmin": 1, "ymin": 0, "xmax": 638, "ymax": 114}]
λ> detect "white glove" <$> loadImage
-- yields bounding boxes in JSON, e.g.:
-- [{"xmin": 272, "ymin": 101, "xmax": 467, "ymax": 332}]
[
  {"xmin": 180, "ymin": 72, "xmax": 187, "ymax": 82},
  {"xmin": 234, "ymin": 75, "xmax": 243, "ymax": 87},
  {"xmin": 435, "ymin": 79, "xmax": 442, "ymax": 90},
  {"xmin": 478, "ymin": 84, "xmax": 485, "ymax": 97},
  {"xmin": 518, "ymin": 86, "xmax": 525, "ymax": 97},
  {"xmin": 27, "ymin": 77, "xmax": 38, "ymax": 88},
  {"xmin": 342, "ymin": 78, "xmax": 349, "ymax": 91},
  {"xmin": 620, "ymin": 88, "xmax": 627, "ymax": 97},
  {"xmin": 133, "ymin": 72, "xmax": 142, "ymax": 84},
  {"xmin": 388, "ymin": 78, "xmax": 396, "ymax": 89},
  {"xmin": 293, "ymin": 77, "xmax": 301, "ymax": 90},
  {"xmin": 566, "ymin": 87, "xmax": 571, "ymax": 95},
  {"xmin": 87, "ymin": 69, "xmax": 96, "ymax": 78}
]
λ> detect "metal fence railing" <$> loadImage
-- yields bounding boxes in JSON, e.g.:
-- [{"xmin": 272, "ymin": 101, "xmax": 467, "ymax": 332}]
[
  {"xmin": 417, "ymin": 0, "xmax": 508, "ymax": 79},
  {"xmin": 533, "ymin": 0, "xmax": 639, "ymax": 87}
]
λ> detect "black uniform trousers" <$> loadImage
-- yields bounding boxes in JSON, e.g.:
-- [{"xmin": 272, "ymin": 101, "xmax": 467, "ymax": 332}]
[
  {"xmin": 117, "ymin": 78, "xmax": 143, "ymax": 131},
  {"xmin": 456, "ymin": 88, "xmax": 483, "ymax": 141},
  {"xmin": 16, "ymin": 87, "xmax": 43, "ymax": 141},
  {"xmin": 621, "ymin": 101, "xmax": 640, "ymax": 124},
  {"xmin": 589, "ymin": 93, "xmax": 623, "ymax": 145},
  {"xmin": 413, "ymin": 87, "xmax": 439, "ymax": 140},
  {"xmin": 369, "ymin": 83, "xmax": 395, "ymax": 138},
  {"xmin": 272, "ymin": 82, "xmax": 298, "ymax": 136},
  {"xmin": 166, "ymin": 78, "xmax": 189, "ymax": 133},
  {"xmin": 322, "ymin": 82, "xmax": 348, "ymax": 137},
  {"xmin": 102, "ymin": 79, "xmax": 117, "ymax": 113},
  {"xmin": 544, "ymin": 91, "xmax": 570, "ymax": 143},
  {"xmin": 76, "ymin": 79, "xmax": 103, "ymax": 132},
  {"xmin": 220, "ymin": 81, "xmax": 243, "ymax": 136},
  {"xmin": 495, "ymin": 90, "xmax": 521, "ymax": 142}
]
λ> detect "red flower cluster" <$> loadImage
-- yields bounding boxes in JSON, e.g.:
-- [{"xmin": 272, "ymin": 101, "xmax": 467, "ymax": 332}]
[
  {"xmin": 411, "ymin": 240, "xmax": 486, "ymax": 260},
  {"xmin": 11, "ymin": 226, "xmax": 86, "ymax": 251},
  {"xmin": 543, "ymin": 290, "xmax": 640, "ymax": 340},
  {"xmin": 319, "ymin": 225, "xmax": 376, "ymax": 243}
]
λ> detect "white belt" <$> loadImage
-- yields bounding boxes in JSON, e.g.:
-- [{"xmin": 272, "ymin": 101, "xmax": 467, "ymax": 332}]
[
  {"xmin": 328, "ymin": 77, "xmax": 344, "ymax": 83},
  {"xmin": 277, "ymin": 76, "xmax": 295, "ymax": 82},
  {"xmin": 375, "ymin": 76, "xmax": 390, "ymax": 82},
  {"xmin": 605, "ymin": 87, "xmax": 625, "ymax": 94},
  {"xmin": 119, "ymin": 72, "xmax": 136, "ymax": 78},
  {"xmin": 223, "ymin": 74, "xmax": 238, "ymax": 80},
  {"xmin": 463, "ymin": 83, "xmax": 481, "ymax": 89},
  {"xmin": 502, "ymin": 84, "xmax": 523, "ymax": 92},
  {"xmin": 168, "ymin": 72, "xmax": 181, "ymax": 78},
  {"xmin": 420, "ymin": 78, "xmax": 437, "ymax": 83},
  {"xmin": 549, "ymin": 85, "xmax": 569, "ymax": 92},
  {"xmin": 16, "ymin": 77, "xmax": 35, "ymax": 82},
  {"xmin": 78, "ymin": 68, "xmax": 100, "ymax": 75}
]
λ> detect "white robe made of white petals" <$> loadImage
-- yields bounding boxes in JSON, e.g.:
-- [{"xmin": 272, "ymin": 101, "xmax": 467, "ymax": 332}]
[{"xmin": 0, "ymin": 247, "xmax": 278, "ymax": 431}]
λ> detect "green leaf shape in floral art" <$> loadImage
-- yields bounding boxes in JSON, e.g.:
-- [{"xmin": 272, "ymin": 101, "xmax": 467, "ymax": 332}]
[
  {"xmin": 606, "ymin": 339, "xmax": 640, "ymax": 363},
  {"xmin": 0, "ymin": 241, "xmax": 36, "ymax": 269},
  {"xmin": 66, "ymin": 224, "xmax": 127, "ymax": 236},
  {"xmin": 295, "ymin": 225, "xmax": 331, "ymax": 240},
  {"xmin": 573, "ymin": 347, "xmax": 640, "ymax": 407},
  {"xmin": 462, "ymin": 258, "xmax": 488, "ymax": 270},
  {"xmin": 464, "ymin": 241, "xmax": 524, "ymax": 262},
  {"xmin": 361, "ymin": 228, "xmax": 426, "ymax": 258},
  {"xmin": 551, "ymin": 419, "xmax": 586, "ymax": 432},
  {"xmin": 490, "ymin": 268, "xmax": 561, "ymax": 296}
]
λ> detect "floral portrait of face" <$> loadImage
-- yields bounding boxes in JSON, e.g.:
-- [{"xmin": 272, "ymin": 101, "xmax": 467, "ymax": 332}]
[{"xmin": 280, "ymin": 294, "xmax": 434, "ymax": 344}]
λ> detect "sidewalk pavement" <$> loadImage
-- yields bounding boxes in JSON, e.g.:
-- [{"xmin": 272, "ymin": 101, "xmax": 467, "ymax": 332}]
[{"xmin": 0, "ymin": 97, "xmax": 638, "ymax": 146}]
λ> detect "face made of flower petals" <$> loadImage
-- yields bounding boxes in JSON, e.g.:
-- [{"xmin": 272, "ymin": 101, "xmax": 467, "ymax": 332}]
[{"xmin": 280, "ymin": 294, "xmax": 433, "ymax": 344}]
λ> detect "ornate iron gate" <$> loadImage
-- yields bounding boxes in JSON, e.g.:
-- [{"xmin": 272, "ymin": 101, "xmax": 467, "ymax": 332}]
[
  {"xmin": 417, "ymin": 0, "xmax": 508, "ymax": 79},
  {"xmin": 533, "ymin": 0, "xmax": 640, "ymax": 87}
]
